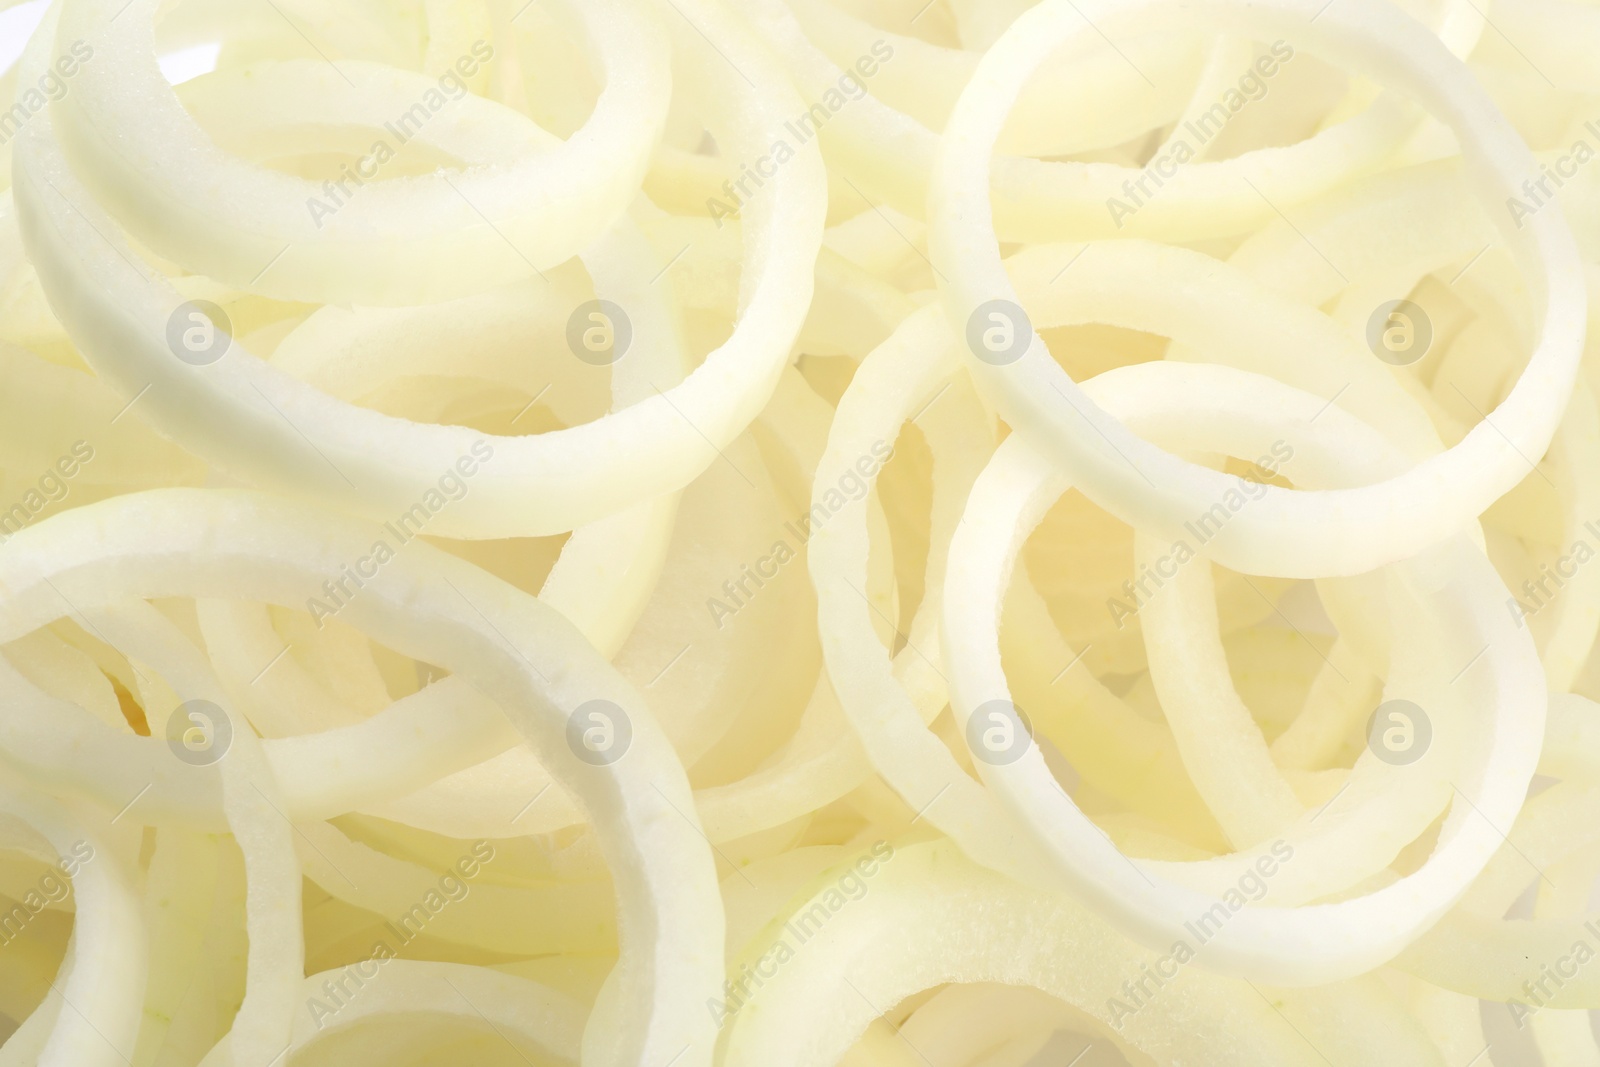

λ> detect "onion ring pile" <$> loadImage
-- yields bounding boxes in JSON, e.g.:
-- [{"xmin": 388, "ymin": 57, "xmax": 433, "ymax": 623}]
[{"xmin": 0, "ymin": 0, "xmax": 1597, "ymax": 1062}]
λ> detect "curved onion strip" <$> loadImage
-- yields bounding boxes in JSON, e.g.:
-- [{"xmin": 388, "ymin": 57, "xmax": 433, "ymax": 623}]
[
  {"xmin": 0, "ymin": 0, "xmax": 1594, "ymax": 1060},
  {"xmin": 12, "ymin": 0, "xmax": 826, "ymax": 540},
  {"xmin": 55, "ymin": 0, "xmax": 668, "ymax": 305},
  {"xmin": 0, "ymin": 487, "xmax": 723, "ymax": 1066},
  {"xmin": 73, "ymin": 600, "xmax": 303, "ymax": 1067},
  {"xmin": 929, "ymin": 0, "xmax": 1586, "ymax": 579},
  {"xmin": 807, "ymin": 296, "xmax": 1538, "ymax": 982},
  {"xmin": 720, "ymin": 840, "xmax": 1444, "ymax": 1065},
  {"xmin": 744, "ymin": 0, "xmax": 1422, "ymax": 243},
  {"xmin": 0, "ymin": 788, "xmax": 142, "ymax": 1067},
  {"xmin": 939, "ymin": 360, "xmax": 1541, "ymax": 982}
]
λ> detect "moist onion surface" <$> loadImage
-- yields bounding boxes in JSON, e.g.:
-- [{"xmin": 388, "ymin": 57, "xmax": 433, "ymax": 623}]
[{"xmin": 0, "ymin": 0, "xmax": 1595, "ymax": 1064}]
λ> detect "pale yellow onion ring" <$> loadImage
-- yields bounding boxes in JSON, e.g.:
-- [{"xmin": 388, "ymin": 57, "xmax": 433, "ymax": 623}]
[
  {"xmin": 131, "ymin": 829, "xmax": 219, "ymax": 1066},
  {"xmin": 361, "ymin": 430, "xmax": 813, "ymax": 839},
  {"xmin": 998, "ymin": 561, "xmax": 1218, "ymax": 833},
  {"xmin": 1136, "ymin": 529, "xmax": 1305, "ymax": 846},
  {"xmin": 0, "ymin": 0, "xmax": 1591, "ymax": 1057},
  {"xmin": 998, "ymin": 240, "xmax": 1446, "ymax": 461},
  {"xmin": 1153, "ymin": 36, "xmax": 1257, "ymax": 165},
  {"xmin": 78, "ymin": 599, "xmax": 304, "ymax": 1067},
  {"xmin": 346, "ymin": 366, "xmax": 881, "ymax": 844},
  {"xmin": 694, "ymin": 362, "xmax": 992, "ymax": 841},
  {"xmin": 1268, "ymin": 636, "xmax": 1383, "ymax": 771},
  {"xmin": 2, "ymin": 629, "xmax": 123, "ymax": 740},
  {"xmin": 779, "ymin": 0, "xmax": 1206, "ymax": 158},
  {"xmin": 1224, "ymin": 159, "xmax": 1491, "ymax": 306},
  {"xmin": 939, "ymin": 361, "xmax": 1541, "ymax": 983},
  {"xmin": 180, "ymin": 208, "xmax": 688, "ymax": 826},
  {"xmin": 930, "ymin": 0, "xmax": 1585, "ymax": 578},
  {"xmin": 0, "ymin": 488, "xmax": 723, "ymax": 1066},
  {"xmin": 11, "ymin": 1, "xmax": 827, "ymax": 540},
  {"xmin": 744, "ymin": 0, "xmax": 1420, "ymax": 243},
  {"xmin": 720, "ymin": 840, "xmax": 1445, "ymax": 1065},
  {"xmin": 810, "ymin": 301, "xmax": 1452, "ymax": 906},
  {"xmin": 0, "ymin": 788, "xmax": 142, "ymax": 1067},
  {"xmin": 807, "ymin": 302, "xmax": 1539, "ymax": 982},
  {"xmin": 189, "ymin": 63, "xmax": 604, "ymax": 423},
  {"xmin": 1396, "ymin": 786, "xmax": 1600, "ymax": 1004},
  {"xmin": 53, "ymin": 0, "xmax": 667, "ymax": 305},
  {"xmin": 0, "ymin": 605, "xmax": 531, "ymax": 830}
]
